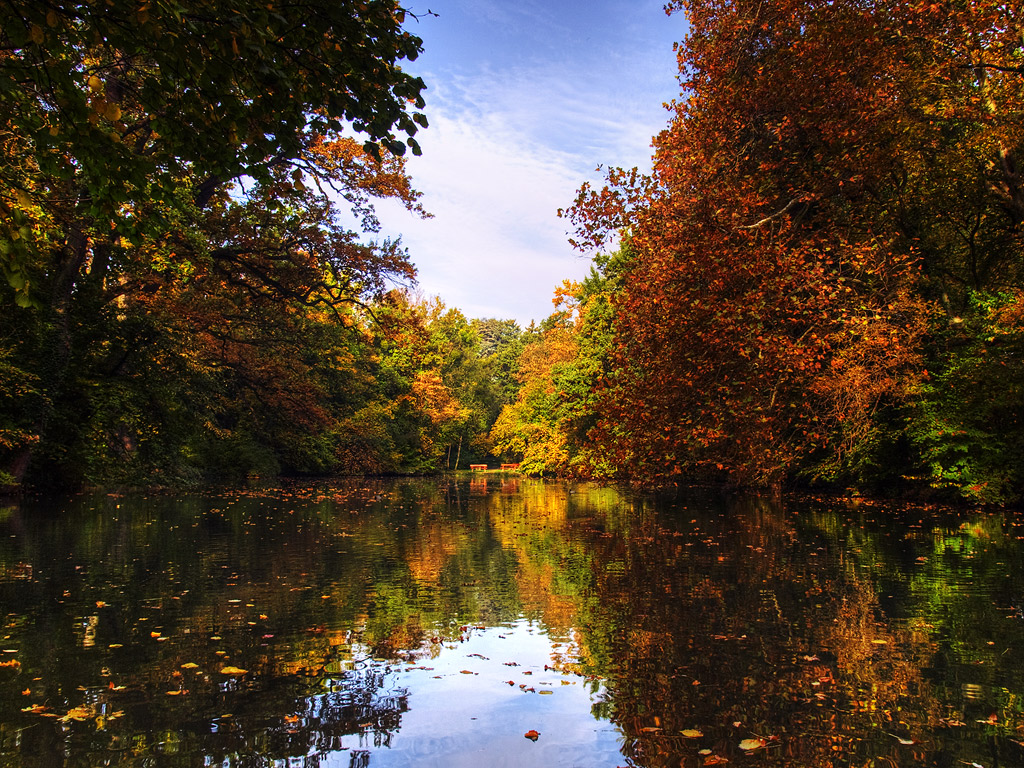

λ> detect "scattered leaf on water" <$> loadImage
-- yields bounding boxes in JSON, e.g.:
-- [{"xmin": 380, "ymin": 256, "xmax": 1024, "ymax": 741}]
[
  {"xmin": 524, "ymin": 730, "xmax": 540, "ymax": 741},
  {"xmin": 699, "ymin": 749, "xmax": 712, "ymax": 755},
  {"xmin": 220, "ymin": 666, "xmax": 248, "ymax": 675},
  {"xmin": 538, "ymin": 690, "xmax": 553, "ymax": 695},
  {"xmin": 739, "ymin": 738, "xmax": 766, "ymax": 751},
  {"xmin": 704, "ymin": 756, "xmax": 729, "ymax": 765},
  {"xmin": 181, "ymin": 663, "xmax": 199, "ymax": 669},
  {"xmin": 61, "ymin": 706, "xmax": 92, "ymax": 722},
  {"xmin": 681, "ymin": 729, "xmax": 703, "ymax": 738}
]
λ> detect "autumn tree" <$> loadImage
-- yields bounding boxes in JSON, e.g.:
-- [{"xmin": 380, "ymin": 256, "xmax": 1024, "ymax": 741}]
[
  {"xmin": 349, "ymin": 292, "xmax": 502, "ymax": 473},
  {"xmin": 490, "ymin": 251, "xmax": 623, "ymax": 477},
  {"xmin": 566, "ymin": 0, "xmax": 1024, "ymax": 498},
  {"xmin": 0, "ymin": 0, "xmax": 430, "ymax": 484}
]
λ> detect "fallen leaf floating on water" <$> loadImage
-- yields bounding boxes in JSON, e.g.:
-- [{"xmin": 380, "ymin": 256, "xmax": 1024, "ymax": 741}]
[
  {"xmin": 739, "ymin": 738, "xmax": 767, "ymax": 751},
  {"xmin": 680, "ymin": 729, "xmax": 703, "ymax": 738},
  {"xmin": 220, "ymin": 666, "xmax": 248, "ymax": 675},
  {"xmin": 61, "ymin": 706, "xmax": 92, "ymax": 722},
  {"xmin": 180, "ymin": 663, "xmax": 199, "ymax": 669},
  {"xmin": 704, "ymin": 756, "xmax": 729, "ymax": 765},
  {"xmin": 538, "ymin": 690, "xmax": 553, "ymax": 695},
  {"xmin": 524, "ymin": 730, "xmax": 540, "ymax": 741},
  {"xmin": 886, "ymin": 732, "xmax": 916, "ymax": 745}
]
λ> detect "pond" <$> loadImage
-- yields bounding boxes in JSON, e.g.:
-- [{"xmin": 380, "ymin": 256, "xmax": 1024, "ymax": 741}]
[{"xmin": 1, "ymin": 477, "xmax": 1024, "ymax": 767}]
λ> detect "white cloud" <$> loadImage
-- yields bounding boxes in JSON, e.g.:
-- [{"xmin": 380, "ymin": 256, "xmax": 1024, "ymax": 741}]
[
  {"xmin": 376, "ymin": 106, "xmax": 591, "ymax": 325},
  {"xmin": 371, "ymin": 3, "xmax": 682, "ymax": 325}
]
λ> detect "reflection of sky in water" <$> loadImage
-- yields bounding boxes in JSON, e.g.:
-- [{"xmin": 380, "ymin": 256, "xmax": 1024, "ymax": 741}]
[
  {"xmin": 4, "ymin": 481, "xmax": 1024, "ymax": 768},
  {"xmin": 340, "ymin": 621, "xmax": 620, "ymax": 768}
]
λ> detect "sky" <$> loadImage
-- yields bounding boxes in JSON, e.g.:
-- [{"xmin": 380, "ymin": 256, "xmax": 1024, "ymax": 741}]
[{"xmin": 371, "ymin": 0, "xmax": 687, "ymax": 327}]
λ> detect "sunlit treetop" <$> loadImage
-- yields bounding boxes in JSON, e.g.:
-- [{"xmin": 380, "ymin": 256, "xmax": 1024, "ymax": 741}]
[{"xmin": 0, "ymin": 0, "xmax": 427, "ymax": 212}]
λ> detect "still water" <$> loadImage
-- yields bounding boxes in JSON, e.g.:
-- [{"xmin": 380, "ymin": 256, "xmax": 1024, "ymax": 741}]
[{"xmin": 1, "ymin": 477, "xmax": 1024, "ymax": 767}]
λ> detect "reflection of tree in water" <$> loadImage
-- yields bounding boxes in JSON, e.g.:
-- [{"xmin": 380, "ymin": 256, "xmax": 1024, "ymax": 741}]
[
  {"xmin": 10, "ymin": 662, "xmax": 410, "ymax": 766},
  {"xmin": 562, "ymin": 492, "xmax": 1024, "ymax": 768}
]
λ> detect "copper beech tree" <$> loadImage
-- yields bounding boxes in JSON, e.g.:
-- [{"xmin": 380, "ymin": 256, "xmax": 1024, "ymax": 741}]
[{"xmin": 566, "ymin": 0, "xmax": 1024, "ymax": 493}]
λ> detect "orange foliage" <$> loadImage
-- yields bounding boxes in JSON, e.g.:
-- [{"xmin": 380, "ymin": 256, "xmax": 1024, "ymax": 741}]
[{"xmin": 566, "ymin": 0, "xmax": 954, "ymax": 484}]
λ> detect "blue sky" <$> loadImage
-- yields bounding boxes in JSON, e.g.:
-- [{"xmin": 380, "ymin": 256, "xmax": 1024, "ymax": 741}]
[{"xmin": 375, "ymin": 0, "xmax": 687, "ymax": 326}]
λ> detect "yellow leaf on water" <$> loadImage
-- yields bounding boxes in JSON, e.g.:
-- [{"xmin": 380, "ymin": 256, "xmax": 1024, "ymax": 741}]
[
  {"xmin": 681, "ymin": 729, "xmax": 703, "ymax": 738},
  {"xmin": 62, "ymin": 706, "xmax": 92, "ymax": 722},
  {"xmin": 181, "ymin": 663, "xmax": 199, "ymax": 669},
  {"xmin": 739, "ymin": 738, "xmax": 766, "ymax": 751},
  {"xmin": 220, "ymin": 666, "xmax": 248, "ymax": 675}
]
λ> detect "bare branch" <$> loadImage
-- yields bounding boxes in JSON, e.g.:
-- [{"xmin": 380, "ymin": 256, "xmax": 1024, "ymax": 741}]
[{"xmin": 738, "ymin": 195, "xmax": 806, "ymax": 230}]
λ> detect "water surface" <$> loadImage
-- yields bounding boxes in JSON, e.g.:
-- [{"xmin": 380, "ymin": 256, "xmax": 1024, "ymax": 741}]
[{"xmin": 1, "ymin": 478, "xmax": 1023, "ymax": 766}]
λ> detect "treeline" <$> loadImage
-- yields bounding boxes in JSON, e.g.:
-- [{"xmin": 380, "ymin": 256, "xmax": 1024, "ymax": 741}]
[
  {"xmin": 493, "ymin": 0, "xmax": 1024, "ymax": 503},
  {"xmin": 0, "ymin": 0, "xmax": 535, "ymax": 487},
  {"xmin": 6, "ymin": 0, "xmax": 1024, "ymax": 503}
]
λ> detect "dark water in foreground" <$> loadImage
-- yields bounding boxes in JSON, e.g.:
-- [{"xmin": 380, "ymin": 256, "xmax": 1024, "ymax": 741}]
[{"xmin": 1, "ymin": 477, "xmax": 1024, "ymax": 767}]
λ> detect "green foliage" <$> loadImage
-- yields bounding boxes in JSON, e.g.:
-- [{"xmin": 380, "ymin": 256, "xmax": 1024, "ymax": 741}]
[
  {"xmin": 907, "ymin": 292, "xmax": 1024, "ymax": 503},
  {"xmin": 0, "ymin": 0, "xmax": 445, "ymax": 487},
  {"xmin": 489, "ymin": 247, "xmax": 628, "ymax": 477}
]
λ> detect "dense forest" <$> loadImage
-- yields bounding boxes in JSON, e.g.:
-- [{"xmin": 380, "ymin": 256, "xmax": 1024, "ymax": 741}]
[{"xmin": 3, "ymin": 0, "xmax": 1024, "ymax": 503}]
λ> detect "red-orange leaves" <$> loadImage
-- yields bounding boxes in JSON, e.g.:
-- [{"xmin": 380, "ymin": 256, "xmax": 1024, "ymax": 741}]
[{"xmin": 568, "ymin": 0, "xmax": 932, "ymax": 485}]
